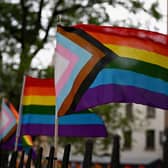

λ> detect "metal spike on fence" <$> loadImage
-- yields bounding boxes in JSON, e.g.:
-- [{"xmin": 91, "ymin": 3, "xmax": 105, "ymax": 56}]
[
  {"xmin": 35, "ymin": 147, "xmax": 43, "ymax": 168},
  {"xmin": 46, "ymin": 146, "xmax": 55, "ymax": 168},
  {"xmin": 8, "ymin": 151, "xmax": 18, "ymax": 168},
  {"xmin": 0, "ymin": 149, "xmax": 9, "ymax": 168},
  {"xmin": 18, "ymin": 150, "xmax": 25, "ymax": 168},
  {"xmin": 61, "ymin": 144, "xmax": 71, "ymax": 168},
  {"xmin": 110, "ymin": 134, "xmax": 120, "ymax": 168},
  {"xmin": 82, "ymin": 139, "xmax": 93, "ymax": 168},
  {"xmin": 25, "ymin": 148, "xmax": 32, "ymax": 168}
]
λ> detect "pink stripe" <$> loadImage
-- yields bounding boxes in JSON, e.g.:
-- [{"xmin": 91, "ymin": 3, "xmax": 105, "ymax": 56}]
[
  {"xmin": 0, "ymin": 108, "xmax": 15, "ymax": 134},
  {"xmin": 56, "ymin": 44, "xmax": 79, "ymax": 95}
]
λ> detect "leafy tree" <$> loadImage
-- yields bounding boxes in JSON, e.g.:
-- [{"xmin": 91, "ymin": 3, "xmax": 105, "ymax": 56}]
[{"xmin": 0, "ymin": 0, "xmax": 162, "ymax": 154}]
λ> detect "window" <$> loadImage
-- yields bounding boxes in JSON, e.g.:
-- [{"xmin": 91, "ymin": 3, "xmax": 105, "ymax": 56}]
[
  {"xmin": 159, "ymin": 131, "xmax": 164, "ymax": 145},
  {"xmin": 123, "ymin": 130, "xmax": 132, "ymax": 149},
  {"xmin": 126, "ymin": 103, "xmax": 133, "ymax": 120},
  {"xmin": 146, "ymin": 106, "xmax": 155, "ymax": 118},
  {"xmin": 146, "ymin": 130, "xmax": 155, "ymax": 150}
]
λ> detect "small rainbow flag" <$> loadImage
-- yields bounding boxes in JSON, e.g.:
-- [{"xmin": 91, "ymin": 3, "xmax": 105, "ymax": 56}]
[{"xmin": 21, "ymin": 76, "xmax": 107, "ymax": 137}]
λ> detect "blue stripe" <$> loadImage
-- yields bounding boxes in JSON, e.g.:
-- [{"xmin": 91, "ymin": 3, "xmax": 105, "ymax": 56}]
[
  {"xmin": 56, "ymin": 33, "xmax": 92, "ymax": 110},
  {"xmin": 90, "ymin": 68, "xmax": 168, "ymax": 96},
  {"xmin": 22, "ymin": 114, "xmax": 55, "ymax": 125},
  {"xmin": 22, "ymin": 113, "xmax": 103, "ymax": 125}
]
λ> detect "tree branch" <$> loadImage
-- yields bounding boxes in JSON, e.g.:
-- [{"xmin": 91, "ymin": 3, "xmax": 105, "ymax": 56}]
[
  {"xmin": 32, "ymin": 3, "xmax": 84, "ymax": 57},
  {"xmin": 20, "ymin": 0, "xmax": 27, "ymax": 51},
  {"xmin": 34, "ymin": 0, "xmax": 44, "ymax": 35}
]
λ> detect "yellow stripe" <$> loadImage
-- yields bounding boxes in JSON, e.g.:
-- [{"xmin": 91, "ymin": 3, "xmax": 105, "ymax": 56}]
[
  {"xmin": 22, "ymin": 96, "xmax": 55, "ymax": 106},
  {"xmin": 105, "ymin": 44, "xmax": 168, "ymax": 69}
]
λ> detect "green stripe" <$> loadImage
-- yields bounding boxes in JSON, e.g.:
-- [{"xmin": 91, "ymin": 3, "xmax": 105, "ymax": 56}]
[
  {"xmin": 22, "ymin": 105, "xmax": 55, "ymax": 115},
  {"xmin": 106, "ymin": 57, "xmax": 168, "ymax": 82}
]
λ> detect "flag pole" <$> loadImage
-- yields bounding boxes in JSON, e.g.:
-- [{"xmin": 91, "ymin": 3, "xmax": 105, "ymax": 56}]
[
  {"xmin": 54, "ymin": 15, "xmax": 62, "ymax": 168},
  {"xmin": 54, "ymin": 103, "xmax": 59, "ymax": 168},
  {"xmin": 14, "ymin": 75, "xmax": 26, "ymax": 151}
]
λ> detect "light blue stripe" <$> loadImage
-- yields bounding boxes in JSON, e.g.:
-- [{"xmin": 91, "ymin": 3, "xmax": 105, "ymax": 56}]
[
  {"xmin": 1, "ymin": 122, "xmax": 16, "ymax": 138},
  {"xmin": 22, "ymin": 114, "xmax": 103, "ymax": 125},
  {"xmin": 90, "ymin": 68, "xmax": 168, "ymax": 96},
  {"xmin": 3, "ymin": 102, "xmax": 16, "ymax": 120},
  {"xmin": 56, "ymin": 33, "xmax": 92, "ymax": 111}
]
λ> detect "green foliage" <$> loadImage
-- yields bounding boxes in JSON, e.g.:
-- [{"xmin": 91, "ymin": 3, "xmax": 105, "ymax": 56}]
[{"xmin": 150, "ymin": 2, "xmax": 162, "ymax": 20}]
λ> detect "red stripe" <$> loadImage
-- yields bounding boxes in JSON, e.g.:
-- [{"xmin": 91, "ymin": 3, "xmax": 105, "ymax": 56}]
[
  {"xmin": 25, "ymin": 76, "xmax": 54, "ymax": 87},
  {"xmin": 75, "ymin": 24, "xmax": 168, "ymax": 57}
]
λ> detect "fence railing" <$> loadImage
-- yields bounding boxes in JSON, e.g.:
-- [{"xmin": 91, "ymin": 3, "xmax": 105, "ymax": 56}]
[{"xmin": 0, "ymin": 135, "xmax": 162, "ymax": 168}]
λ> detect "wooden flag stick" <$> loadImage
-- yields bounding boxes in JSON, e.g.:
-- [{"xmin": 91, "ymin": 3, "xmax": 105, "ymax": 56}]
[
  {"xmin": 54, "ymin": 18, "xmax": 62, "ymax": 167},
  {"xmin": 54, "ymin": 112, "xmax": 59, "ymax": 168},
  {"xmin": 14, "ymin": 76, "xmax": 26, "ymax": 151}
]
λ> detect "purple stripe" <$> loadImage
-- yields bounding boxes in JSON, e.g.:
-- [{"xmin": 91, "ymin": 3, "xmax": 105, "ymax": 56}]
[
  {"xmin": 0, "ymin": 133, "xmax": 27, "ymax": 151},
  {"xmin": 21, "ymin": 124, "xmax": 107, "ymax": 137},
  {"xmin": 58, "ymin": 125, "xmax": 107, "ymax": 137},
  {"xmin": 75, "ymin": 84, "xmax": 168, "ymax": 111},
  {"xmin": 0, "ymin": 133, "xmax": 15, "ymax": 150},
  {"xmin": 21, "ymin": 124, "xmax": 54, "ymax": 136}
]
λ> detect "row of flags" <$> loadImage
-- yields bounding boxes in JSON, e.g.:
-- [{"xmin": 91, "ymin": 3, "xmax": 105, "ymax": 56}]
[
  {"xmin": 1, "ymin": 24, "xmax": 168, "ymax": 150},
  {"xmin": 21, "ymin": 76, "xmax": 107, "ymax": 137},
  {"xmin": 0, "ymin": 76, "xmax": 107, "ymax": 150}
]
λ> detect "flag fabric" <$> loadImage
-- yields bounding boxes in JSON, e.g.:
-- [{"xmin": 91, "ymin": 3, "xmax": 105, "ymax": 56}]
[
  {"xmin": 21, "ymin": 75, "xmax": 107, "ymax": 137},
  {"xmin": 0, "ymin": 99, "xmax": 33, "ymax": 150},
  {"xmin": 0, "ymin": 99, "xmax": 17, "ymax": 142},
  {"xmin": 72, "ymin": 24, "xmax": 168, "ymax": 111},
  {"xmin": 55, "ymin": 26, "xmax": 116, "ymax": 116},
  {"xmin": 0, "ymin": 132, "xmax": 33, "ymax": 151}
]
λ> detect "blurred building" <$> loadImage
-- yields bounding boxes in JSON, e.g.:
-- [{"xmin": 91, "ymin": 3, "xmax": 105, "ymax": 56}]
[{"xmin": 118, "ymin": 103, "xmax": 165, "ymax": 165}]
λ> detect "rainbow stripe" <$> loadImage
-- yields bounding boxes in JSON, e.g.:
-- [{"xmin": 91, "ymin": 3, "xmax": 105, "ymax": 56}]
[
  {"xmin": 73, "ymin": 24, "xmax": 168, "ymax": 111},
  {"xmin": 21, "ymin": 76, "xmax": 107, "ymax": 137},
  {"xmin": 55, "ymin": 26, "xmax": 116, "ymax": 116},
  {"xmin": 22, "ymin": 135, "xmax": 33, "ymax": 146}
]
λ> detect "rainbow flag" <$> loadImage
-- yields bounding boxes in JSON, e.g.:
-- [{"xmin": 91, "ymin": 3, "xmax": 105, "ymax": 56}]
[
  {"xmin": 55, "ymin": 26, "xmax": 116, "ymax": 116},
  {"xmin": 72, "ymin": 24, "xmax": 168, "ymax": 111},
  {"xmin": 21, "ymin": 76, "xmax": 107, "ymax": 137},
  {"xmin": 0, "ymin": 99, "xmax": 33, "ymax": 150}
]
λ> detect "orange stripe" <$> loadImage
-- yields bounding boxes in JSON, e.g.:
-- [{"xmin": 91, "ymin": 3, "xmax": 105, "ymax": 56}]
[
  {"xmin": 86, "ymin": 31, "xmax": 168, "ymax": 57},
  {"xmin": 9, "ymin": 103, "xmax": 19, "ymax": 120},
  {"xmin": 24, "ymin": 86, "xmax": 55, "ymax": 96}
]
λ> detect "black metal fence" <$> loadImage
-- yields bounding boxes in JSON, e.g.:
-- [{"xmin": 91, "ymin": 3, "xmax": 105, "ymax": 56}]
[{"xmin": 0, "ymin": 137, "xmax": 163, "ymax": 168}]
